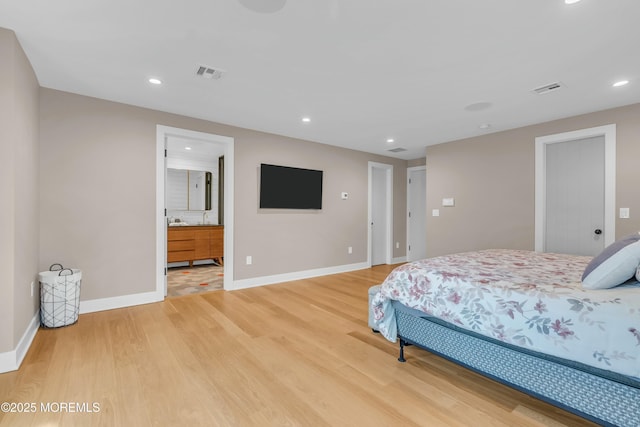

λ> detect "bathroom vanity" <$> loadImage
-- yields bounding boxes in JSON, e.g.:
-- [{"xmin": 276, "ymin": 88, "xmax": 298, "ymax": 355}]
[{"xmin": 167, "ymin": 225, "xmax": 224, "ymax": 266}]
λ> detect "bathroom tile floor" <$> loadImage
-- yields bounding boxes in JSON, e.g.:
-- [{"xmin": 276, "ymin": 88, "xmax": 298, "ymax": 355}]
[{"xmin": 167, "ymin": 264, "xmax": 224, "ymax": 297}]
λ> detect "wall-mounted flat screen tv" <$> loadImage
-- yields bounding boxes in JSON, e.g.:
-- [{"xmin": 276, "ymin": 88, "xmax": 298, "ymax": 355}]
[{"xmin": 259, "ymin": 163, "xmax": 323, "ymax": 209}]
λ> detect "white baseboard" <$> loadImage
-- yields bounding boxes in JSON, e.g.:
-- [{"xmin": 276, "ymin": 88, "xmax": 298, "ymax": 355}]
[
  {"xmin": 0, "ymin": 291, "xmax": 161, "ymax": 373},
  {"xmin": 391, "ymin": 256, "xmax": 407, "ymax": 264},
  {"xmin": 79, "ymin": 290, "xmax": 163, "ymax": 314},
  {"xmin": 0, "ymin": 312, "xmax": 40, "ymax": 374},
  {"xmin": 231, "ymin": 261, "xmax": 370, "ymax": 290},
  {"xmin": 2, "ymin": 262, "xmax": 388, "ymax": 373}
]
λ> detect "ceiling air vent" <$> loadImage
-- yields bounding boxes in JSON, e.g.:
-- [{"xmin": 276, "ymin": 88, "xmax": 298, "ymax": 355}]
[
  {"xmin": 388, "ymin": 147, "xmax": 407, "ymax": 153},
  {"xmin": 196, "ymin": 65, "xmax": 224, "ymax": 80},
  {"xmin": 532, "ymin": 82, "xmax": 564, "ymax": 95}
]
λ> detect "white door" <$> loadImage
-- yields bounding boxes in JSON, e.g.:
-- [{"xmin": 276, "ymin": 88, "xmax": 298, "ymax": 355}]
[
  {"xmin": 369, "ymin": 163, "xmax": 392, "ymax": 266},
  {"xmin": 545, "ymin": 136, "xmax": 605, "ymax": 256},
  {"xmin": 163, "ymin": 138, "xmax": 168, "ymax": 296},
  {"xmin": 371, "ymin": 167, "xmax": 388, "ymax": 265},
  {"xmin": 407, "ymin": 167, "xmax": 427, "ymax": 261}
]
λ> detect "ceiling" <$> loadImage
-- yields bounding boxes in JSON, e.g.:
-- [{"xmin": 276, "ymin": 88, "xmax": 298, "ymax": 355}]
[{"xmin": 1, "ymin": 0, "xmax": 639, "ymax": 160}]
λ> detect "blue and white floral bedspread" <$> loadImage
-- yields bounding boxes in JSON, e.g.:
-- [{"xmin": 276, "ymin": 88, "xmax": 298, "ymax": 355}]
[{"xmin": 371, "ymin": 249, "xmax": 640, "ymax": 379}]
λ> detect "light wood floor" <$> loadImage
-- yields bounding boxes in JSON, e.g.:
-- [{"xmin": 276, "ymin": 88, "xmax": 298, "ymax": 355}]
[{"xmin": 0, "ymin": 265, "xmax": 595, "ymax": 427}]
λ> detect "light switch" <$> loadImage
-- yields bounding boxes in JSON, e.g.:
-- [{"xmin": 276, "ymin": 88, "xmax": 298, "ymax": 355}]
[
  {"xmin": 620, "ymin": 207, "xmax": 630, "ymax": 219},
  {"xmin": 432, "ymin": 209, "xmax": 440, "ymax": 217},
  {"xmin": 442, "ymin": 198, "xmax": 455, "ymax": 207}
]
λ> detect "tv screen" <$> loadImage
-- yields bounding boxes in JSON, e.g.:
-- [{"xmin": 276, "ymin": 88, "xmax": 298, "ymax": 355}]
[{"xmin": 260, "ymin": 164, "xmax": 323, "ymax": 209}]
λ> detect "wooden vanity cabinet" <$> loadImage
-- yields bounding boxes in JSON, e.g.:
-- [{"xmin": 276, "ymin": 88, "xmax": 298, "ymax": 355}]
[
  {"xmin": 209, "ymin": 227, "xmax": 224, "ymax": 259},
  {"xmin": 194, "ymin": 230, "xmax": 210, "ymax": 259},
  {"xmin": 168, "ymin": 225, "xmax": 224, "ymax": 266},
  {"xmin": 167, "ymin": 228, "xmax": 195, "ymax": 263}
]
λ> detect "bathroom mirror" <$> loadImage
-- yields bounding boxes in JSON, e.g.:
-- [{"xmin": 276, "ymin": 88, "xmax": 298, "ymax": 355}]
[{"xmin": 167, "ymin": 168, "xmax": 212, "ymax": 211}]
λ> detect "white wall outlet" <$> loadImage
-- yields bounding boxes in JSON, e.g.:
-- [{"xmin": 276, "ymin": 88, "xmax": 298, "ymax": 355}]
[
  {"xmin": 341, "ymin": 192, "xmax": 349, "ymax": 200},
  {"xmin": 432, "ymin": 209, "xmax": 440, "ymax": 217},
  {"xmin": 348, "ymin": 246, "xmax": 353, "ymax": 254},
  {"xmin": 246, "ymin": 255, "xmax": 252, "ymax": 265},
  {"xmin": 620, "ymin": 207, "xmax": 630, "ymax": 219},
  {"xmin": 30, "ymin": 281, "xmax": 34, "ymax": 297}
]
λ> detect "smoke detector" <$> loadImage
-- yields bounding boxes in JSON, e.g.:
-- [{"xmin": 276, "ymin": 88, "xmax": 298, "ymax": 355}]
[
  {"xmin": 196, "ymin": 65, "xmax": 225, "ymax": 80},
  {"xmin": 532, "ymin": 82, "xmax": 564, "ymax": 95}
]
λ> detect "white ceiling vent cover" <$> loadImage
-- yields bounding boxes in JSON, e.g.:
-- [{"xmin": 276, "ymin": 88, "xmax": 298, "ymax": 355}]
[
  {"xmin": 532, "ymin": 82, "xmax": 564, "ymax": 95},
  {"xmin": 388, "ymin": 147, "xmax": 407, "ymax": 153},
  {"xmin": 196, "ymin": 65, "xmax": 225, "ymax": 80}
]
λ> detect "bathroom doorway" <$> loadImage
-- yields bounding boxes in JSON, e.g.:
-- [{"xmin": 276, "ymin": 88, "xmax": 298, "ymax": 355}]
[
  {"xmin": 166, "ymin": 264, "xmax": 224, "ymax": 296},
  {"xmin": 156, "ymin": 126, "xmax": 234, "ymax": 298}
]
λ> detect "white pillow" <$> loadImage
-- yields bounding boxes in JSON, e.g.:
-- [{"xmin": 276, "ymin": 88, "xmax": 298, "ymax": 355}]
[{"xmin": 582, "ymin": 232, "xmax": 640, "ymax": 290}]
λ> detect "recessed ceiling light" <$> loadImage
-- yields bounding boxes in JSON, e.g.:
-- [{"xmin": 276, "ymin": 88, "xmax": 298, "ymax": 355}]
[
  {"xmin": 185, "ymin": 146, "xmax": 192, "ymax": 150},
  {"xmin": 386, "ymin": 138, "xmax": 395, "ymax": 144},
  {"xmin": 564, "ymin": 0, "xmax": 581, "ymax": 4},
  {"xmin": 302, "ymin": 117, "xmax": 311, "ymax": 123},
  {"xmin": 479, "ymin": 123, "xmax": 492, "ymax": 130},
  {"xmin": 613, "ymin": 80, "xmax": 629, "ymax": 87},
  {"xmin": 148, "ymin": 78, "xmax": 162, "ymax": 85}
]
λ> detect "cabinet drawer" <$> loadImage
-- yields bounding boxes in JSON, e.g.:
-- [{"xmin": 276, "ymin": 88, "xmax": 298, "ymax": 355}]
[
  {"xmin": 168, "ymin": 229, "xmax": 195, "ymax": 241},
  {"xmin": 168, "ymin": 250, "xmax": 195, "ymax": 263},
  {"xmin": 168, "ymin": 240, "xmax": 195, "ymax": 252}
]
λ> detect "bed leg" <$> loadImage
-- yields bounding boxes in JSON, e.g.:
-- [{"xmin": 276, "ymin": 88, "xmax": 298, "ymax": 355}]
[
  {"xmin": 398, "ymin": 338, "xmax": 407, "ymax": 363},
  {"xmin": 371, "ymin": 328, "xmax": 380, "ymax": 334}
]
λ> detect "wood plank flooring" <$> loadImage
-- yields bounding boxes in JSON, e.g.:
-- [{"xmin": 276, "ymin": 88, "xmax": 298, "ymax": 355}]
[{"xmin": 0, "ymin": 265, "xmax": 596, "ymax": 426}]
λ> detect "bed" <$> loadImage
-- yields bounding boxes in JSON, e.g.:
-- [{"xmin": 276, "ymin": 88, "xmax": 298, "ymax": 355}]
[{"xmin": 370, "ymin": 248, "xmax": 640, "ymax": 427}]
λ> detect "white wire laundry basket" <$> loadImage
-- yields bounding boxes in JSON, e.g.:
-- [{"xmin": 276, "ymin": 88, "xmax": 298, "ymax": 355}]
[{"xmin": 39, "ymin": 264, "xmax": 82, "ymax": 328}]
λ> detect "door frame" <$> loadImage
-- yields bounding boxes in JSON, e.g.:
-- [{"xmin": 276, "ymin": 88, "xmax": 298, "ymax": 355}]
[
  {"xmin": 534, "ymin": 124, "xmax": 616, "ymax": 252},
  {"xmin": 368, "ymin": 162, "xmax": 393, "ymax": 266},
  {"xmin": 156, "ymin": 125, "xmax": 234, "ymax": 298},
  {"xmin": 406, "ymin": 165, "xmax": 427, "ymax": 262}
]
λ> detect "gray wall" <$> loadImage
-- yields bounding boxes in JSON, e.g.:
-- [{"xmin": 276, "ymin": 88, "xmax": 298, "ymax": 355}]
[
  {"xmin": 235, "ymin": 131, "xmax": 408, "ymax": 279},
  {"xmin": 0, "ymin": 28, "xmax": 40, "ymax": 353},
  {"xmin": 11, "ymin": 22, "xmax": 639, "ymax": 356},
  {"xmin": 425, "ymin": 102, "xmax": 640, "ymax": 257},
  {"xmin": 39, "ymin": 88, "xmax": 408, "ymax": 301},
  {"xmin": 408, "ymin": 158, "xmax": 426, "ymax": 168}
]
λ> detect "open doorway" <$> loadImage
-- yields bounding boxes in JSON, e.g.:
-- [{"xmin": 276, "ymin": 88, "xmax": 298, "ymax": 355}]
[
  {"xmin": 156, "ymin": 126, "xmax": 234, "ymax": 299},
  {"xmin": 165, "ymin": 137, "xmax": 225, "ymax": 296}
]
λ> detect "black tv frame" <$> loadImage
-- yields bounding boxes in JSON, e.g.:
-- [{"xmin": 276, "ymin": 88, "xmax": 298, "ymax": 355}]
[{"xmin": 259, "ymin": 163, "xmax": 323, "ymax": 210}]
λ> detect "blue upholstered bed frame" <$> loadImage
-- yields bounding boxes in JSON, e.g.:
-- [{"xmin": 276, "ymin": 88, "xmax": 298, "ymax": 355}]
[{"xmin": 369, "ymin": 286, "xmax": 640, "ymax": 427}]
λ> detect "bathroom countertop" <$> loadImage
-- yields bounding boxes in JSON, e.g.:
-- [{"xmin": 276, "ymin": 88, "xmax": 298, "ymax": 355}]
[{"xmin": 167, "ymin": 223, "xmax": 223, "ymax": 227}]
